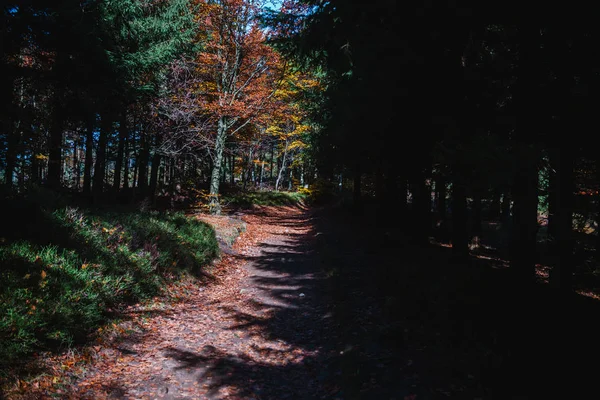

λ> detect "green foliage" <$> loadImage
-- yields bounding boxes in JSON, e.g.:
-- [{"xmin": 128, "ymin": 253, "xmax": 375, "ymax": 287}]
[
  {"xmin": 98, "ymin": 0, "xmax": 197, "ymax": 98},
  {"xmin": 0, "ymin": 195, "xmax": 218, "ymax": 363},
  {"xmin": 222, "ymin": 191, "xmax": 306, "ymax": 208},
  {"xmin": 298, "ymin": 179, "xmax": 337, "ymax": 205}
]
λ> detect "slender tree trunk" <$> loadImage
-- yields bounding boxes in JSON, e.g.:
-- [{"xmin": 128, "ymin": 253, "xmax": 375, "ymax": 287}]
[
  {"xmin": 72, "ymin": 138, "xmax": 78, "ymax": 189},
  {"xmin": 436, "ymin": 175, "xmax": 447, "ymax": 222},
  {"xmin": 47, "ymin": 91, "xmax": 64, "ymax": 189},
  {"xmin": 18, "ymin": 155, "xmax": 25, "ymax": 189},
  {"xmin": 31, "ymin": 147, "xmax": 39, "ymax": 184},
  {"xmin": 276, "ymin": 139, "xmax": 289, "ymax": 192},
  {"xmin": 209, "ymin": 116, "xmax": 227, "ymax": 214},
  {"xmin": 113, "ymin": 111, "xmax": 127, "ymax": 191},
  {"xmin": 243, "ymin": 147, "xmax": 253, "ymax": 190},
  {"xmin": 501, "ymin": 189, "xmax": 511, "ymax": 222},
  {"xmin": 270, "ymin": 143, "xmax": 275, "ymax": 181},
  {"xmin": 490, "ymin": 189, "xmax": 502, "ymax": 220},
  {"xmin": 375, "ymin": 163, "xmax": 385, "ymax": 205},
  {"xmin": 149, "ymin": 151, "xmax": 161, "ymax": 200},
  {"xmin": 221, "ymin": 158, "xmax": 226, "ymax": 185},
  {"xmin": 260, "ymin": 160, "xmax": 265, "ymax": 189},
  {"xmin": 353, "ymin": 160, "xmax": 362, "ymax": 210},
  {"xmin": 510, "ymin": 145, "xmax": 539, "ymax": 284},
  {"xmin": 137, "ymin": 136, "xmax": 150, "ymax": 197},
  {"xmin": 452, "ymin": 166, "xmax": 469, "ymax": 262},
  {"xmin": 230, "ymin": 154, "xmax": 235, "ymax": 184},
  {"xmin": 411, "ymin": 167, "xmax": 431, "ymax": 245},
  {"xmin": 83, "ymin": 117, "xmax": 94, "ymax": 195},
  {"xmin": 471, "ymin": 190, "xmax": 483, "ymax": 248},
  {"xmin": 510, "ymin": 24, "xmax": 541, "ymax": 285},
  {"xmin": 596, "ymin": 157, "xmax": 600, "ymax": 256},
  {"xmin": 93, "ymin": 114, "xmax": 111, "ymax": 198},
  {"xmin": 549, "ymin": 146, "xmax": 574, "ymax": 291},
  {"xmin": 5, "ymin": 129, "xmax": 16, "ymax": 187},
  {"xmin": 123, "ymin": 136, "xmax": 130, "ymax": 190},
  {"xmin": 384, "ymin": 166, "xmax": 399, "ymax": 220},
  {"xmin": 132, "ymin": 158, "xmax": 138, "ymax": 192},
  {"xmin": 398, "ymin": 175, "xmax": 408, "ymax": 223}
]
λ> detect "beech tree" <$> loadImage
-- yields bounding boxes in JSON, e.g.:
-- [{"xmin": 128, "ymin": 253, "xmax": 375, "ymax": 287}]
[{"xmin": 193, "ymin": 0, "xmax": 282, "ymax": 213}]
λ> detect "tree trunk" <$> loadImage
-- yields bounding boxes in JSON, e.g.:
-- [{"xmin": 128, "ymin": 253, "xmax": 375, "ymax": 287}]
[
  {"xmin": 411, "ymin": 168, "xmax": 431, "ymax": 245},
  {"xmin": 489, "ymin": 189, "xmax": 502, "ymax": 220},
  {"xmin": 270, "ymin": 143, "xmax": 275, "ymax": 182},
  {"xmin": 471, "ymin": 190, "xmax": 483, "ymax": 248},
  {"xmin": 243, "ymin": 147, "xmax": 253, "ymax": 190},
  {"xmin": 436, "ymin": 175, "xmax": 447, "ymax": 223},
  {"xmin": 209, "ymin": 116, "xmax": 227, "ymax": 214},
  {"xmin": 275, "ymin": 139, "xmax": 289, "ymax": 192},
  {"xmin": 123, "ymin": 135, "xmax": 130, "ymax": 190},
  {"xmin": 93, "ymin": 114, "xmax": 111, "ymax": 198},
  {"xmin": 149, "ymin": 151, "xmax": 161, "ymax": 200},
  {"xmin": 47, "ymin": 92, "xmax": 64, "ymax": 189},
  {"xmin": 549, "ymin": 147, "xmax": 574, "ymax": 291},
  {"xmin": 72, "ymin": 138, "xmax": 79, "ymax": 189},
  {"xmin": 137, "ymin": 132, "xmax": 150, "ymax": 198},
  {"xmin": 113, "ymin": 111, "xmax": 127, "ymax": 191},
  {"xmin": 375, "ymin": 163, "xmax": 385, "ymax": 205},
  {"xmin": 132, "ymin": 157, "xmax": 138, "ymax": 194},
  {"xmin": 451, "ymin": 167, "xmax": 469, "ymax": 262},
  {"xmin": 501, "ymin": 189, "xmax": 511, "ymax": 222},
  {"xmin": 260, "ymin": 160, "xmax": 265, "ymax": 189},
  {"xmin": 83, "ymin": 117, "xmax": 94, "ymax": 195},
  {"xmin": 230, "ymin": 154, "xmax": 235, "ymax": 184},
  {"xmin": 510, "ymin": 145, "xmax": 539, "ymax": 284},
  {"xmin": 510, "ymin": 24, "xmax": 541, "ymax": 285},
  {"xmin": 596, "ymin": 157, "xmax": 600, "ymax": 257},
  {"xmin": 398, "ymin": 175, "xmax": 408, "ymax": 224},
  {"xmin": 31, "ymin": 146, "xmax": 39, "ymax": 184},
  {"xmin": 4, "ymin": 129, "xmax": 16, "ymax": 187},
  {"xmin": 353, "ymin": 160, "xmax": 362, "ymax": 211}
]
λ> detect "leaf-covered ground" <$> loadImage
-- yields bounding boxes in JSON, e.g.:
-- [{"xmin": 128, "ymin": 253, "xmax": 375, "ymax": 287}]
[
  {"xmin": 7, "ymin": 205, "xmax": 337, "ymax": 399},
  {"xmin": 7, "ymin": 204, "xmax": 600, "ymax": 399}
]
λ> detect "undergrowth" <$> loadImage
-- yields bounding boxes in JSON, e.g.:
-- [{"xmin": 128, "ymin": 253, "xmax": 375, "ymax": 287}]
[
  {"xmin": 222, "ymin": 190, "xmax": 306, "ymax": 208},
  {"xmin": 0, "ymin": 189, "xmax": 218, "ymax": 365}
]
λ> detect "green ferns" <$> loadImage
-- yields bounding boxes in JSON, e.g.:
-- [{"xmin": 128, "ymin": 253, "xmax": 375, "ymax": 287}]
[{"xmin": 0, "ymin": 206, "xmax": 218, "ymax": 362}]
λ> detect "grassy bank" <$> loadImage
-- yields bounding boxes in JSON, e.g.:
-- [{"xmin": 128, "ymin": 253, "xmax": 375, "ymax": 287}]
[{"xmin": 0, "ymin": 190, "xmax": 218, "ymax": 365}]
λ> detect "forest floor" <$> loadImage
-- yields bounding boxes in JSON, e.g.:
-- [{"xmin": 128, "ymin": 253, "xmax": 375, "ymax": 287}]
[{"xmin": 6, "ymin": 203, "xmax": 600, "ymax": 399}]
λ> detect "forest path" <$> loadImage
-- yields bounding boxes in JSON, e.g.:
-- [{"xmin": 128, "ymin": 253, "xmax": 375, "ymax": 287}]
[{"xmin": 72, "ymin": 205, "xmax": 337, "ymax": 399}]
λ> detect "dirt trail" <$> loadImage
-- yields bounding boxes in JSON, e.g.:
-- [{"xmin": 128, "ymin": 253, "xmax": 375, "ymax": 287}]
[{"xmin": 71, "ymin": 206, "xmax": 334, "ymax": 399}]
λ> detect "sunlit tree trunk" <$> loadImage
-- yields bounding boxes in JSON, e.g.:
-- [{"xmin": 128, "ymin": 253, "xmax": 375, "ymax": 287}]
[
  {"xmin": 209, "ymin": 116, "xmax": 227, "ymax": 214},
  {"xmin": 275, "ymin": 138, "xmax": 289, "ymax": 192}
]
